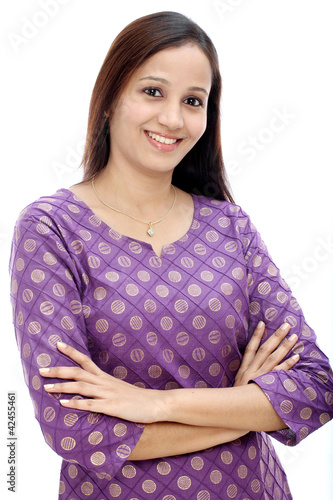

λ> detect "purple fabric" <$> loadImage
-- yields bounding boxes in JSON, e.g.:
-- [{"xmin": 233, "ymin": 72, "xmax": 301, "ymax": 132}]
[{"xmin": 10, "ymin": 189, "xmax": 333, "ymax": 500}]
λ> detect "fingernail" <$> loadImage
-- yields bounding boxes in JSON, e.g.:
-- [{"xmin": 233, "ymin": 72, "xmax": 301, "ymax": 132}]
[
  {"xmin": 60, "ymin": 400, "xmax": 70, "ymax": 405},
  {"xmin": 257, "ymin": 321, "xmax": 265, "ymax": 329},
  {"xmin": 57, "ymin": 342, "xmax": 67, "ymax": 348},
  {"xmin": 292, "ymin": 354, "xmax": 300, "ymax": 361},
  {"xmin": 39, "ymin": 368, "xmax": 50, "ymax": 374},
  {"xmin": 281, "ymin": 323, "xmax": 290, "ymax": 331},
  {"xmin": 289, "ymin": 334, "xmax": 297, "ymax": 341},
  {"xmin": 44, "ymin": 384, "xmax": 54, "ymax": 390}
]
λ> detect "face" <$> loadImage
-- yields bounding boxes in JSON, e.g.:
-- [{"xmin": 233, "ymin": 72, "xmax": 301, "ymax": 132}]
[{"xmin": 108, "ymin": 44, "xmax": 212, "ymax": 177}]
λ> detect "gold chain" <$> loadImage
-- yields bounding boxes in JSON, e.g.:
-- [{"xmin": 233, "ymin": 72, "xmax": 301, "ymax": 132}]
[{"xmin": 91, "ymin": 176, "xmax": 177, "ymax": 237}]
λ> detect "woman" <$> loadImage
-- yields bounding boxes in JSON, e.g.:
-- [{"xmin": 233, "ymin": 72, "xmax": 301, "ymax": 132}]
[{"xmin": 10, "ymin": 11, "xmax": 333, "ymax": 500}]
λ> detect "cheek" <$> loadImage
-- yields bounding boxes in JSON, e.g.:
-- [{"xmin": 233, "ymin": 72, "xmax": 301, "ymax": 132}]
[
  {"xmin": 120, "ymin": 99, "xmax": 153, "ymax": 126},
  {"xmin": 111, "ymin": 100, "xmax": 142, "ymax": 134},
  {"xmin": 190, "ymin": 113, "xmax": 207, "ymax": 141},
  {"xmin": 113, "ymin": 102, "xmax": 132, "ymax": 127}
]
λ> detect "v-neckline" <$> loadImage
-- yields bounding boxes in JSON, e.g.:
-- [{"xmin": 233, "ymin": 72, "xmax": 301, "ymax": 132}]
[{"xmin": 58, "ymin": 188, "xmax": 199, "ymax": 259}]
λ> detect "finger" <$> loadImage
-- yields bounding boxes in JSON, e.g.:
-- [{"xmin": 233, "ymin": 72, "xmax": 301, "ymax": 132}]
[
  {"xmin": 56, "ymin": 342, "xmax": 102, "ymax": 376},
  {"xmin": 254, "ymin": 323, "xmax": 291, "ymax": 367},
  {"xmin": 273, "ymin": 353, "xmax": 300, "ymax": 372},
  {"xmin": 241, "ymin": 321, "xmax": 266, "ymax": 368},
  {"xmin": 260, "ymin": 333, "xmax": 299, "ymax": 372},
  {"xmin": 60, "ymin": 397, "xmax": 99, "ymax": 410},
  {"xmin": 59, "ymin": 397, "xmax": 109, "ymax": 414},
  {"xmin": 44, "ymin": 381, "xmax": 104, "ymax": 398},
  {"xmin": 39, "ymin": 365, "xmax": 99, "ymax": 384}
]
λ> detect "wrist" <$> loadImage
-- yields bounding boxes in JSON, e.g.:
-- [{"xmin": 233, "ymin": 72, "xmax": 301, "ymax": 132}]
[
  {"xmin": 146, "ymin": 388, "xmax": 173, "ymax": 423},
  {"xmin": 161, "ymin": 388, "xmax": 194, "ymax": 423},
  {"xmin": 156, "ymin": 388, "xmax": 177, "ymax": 422},
  {"xmin": 151, "ymin": 387, "xmax": 184, "ymax": 423}
]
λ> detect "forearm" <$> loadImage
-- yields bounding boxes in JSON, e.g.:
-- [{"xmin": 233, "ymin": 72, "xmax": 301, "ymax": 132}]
[
  {"xmin": 162, "ymin": 383, "xmax": 286, "ymax": 432},
  {"xmin": 42, "ymin": 335, "xmax": 292, "ymax": 436},
  {"xmin": 129, "ymin": 422, "xmax": 248, "ymax": 461}
]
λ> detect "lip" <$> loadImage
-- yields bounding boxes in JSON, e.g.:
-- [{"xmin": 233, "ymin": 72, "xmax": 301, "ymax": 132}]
[
  {"xmin": 146, "ymin": 130, "xmax": 182, "ymax": 140},
  {"xmin": 144, "ymin": 130, "xmax": 183, "ymax": 152}
]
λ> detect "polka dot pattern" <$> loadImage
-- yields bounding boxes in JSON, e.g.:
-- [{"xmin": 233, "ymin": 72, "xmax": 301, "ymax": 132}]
[{"xmin": 9, "ymin": 190, "xmax": 333, "ymax": 499}]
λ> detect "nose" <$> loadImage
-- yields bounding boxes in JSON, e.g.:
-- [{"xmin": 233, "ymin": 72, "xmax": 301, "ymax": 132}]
[{"xmin": 157, "ymin": 100, "xmax": 184, "ymax": 130}]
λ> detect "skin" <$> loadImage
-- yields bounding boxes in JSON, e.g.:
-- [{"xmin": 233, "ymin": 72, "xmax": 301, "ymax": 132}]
[
  {"xmin": 40, "ymin": 321, "xmax": 299, "ymax": 459},
  {"xmin": 107, "ymin": 43, "xmax": 211, "ymax": 179},
  {"xmin": 41, "ymin": 45, "xmax": 300, "ymax": 460},
  {"xmin": 70, "ymin": 43, "xmax": 212, "ymax": 257}
]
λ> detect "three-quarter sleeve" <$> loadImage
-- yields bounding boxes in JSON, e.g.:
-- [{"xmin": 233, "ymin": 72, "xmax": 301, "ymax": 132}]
[
  {"xmin": 239, "ymin": 210, "xmax": 333, "ymax": 446},
  {"xmin": 9, "ymin": 209, "xmax": 144, "ymax": 478}
]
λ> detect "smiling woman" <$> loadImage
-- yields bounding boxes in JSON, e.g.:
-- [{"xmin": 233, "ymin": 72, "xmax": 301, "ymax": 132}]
[
  {"xmin": 105, "ymin": 44, "xmax": 212, "ymax": 179},
  {"xmin": 9, "ymin": 10, "xmax": 333, "ymax": 500},
  {"xmin": 80, "ymin": 11, "xmax": 231, "ymax": 203}
]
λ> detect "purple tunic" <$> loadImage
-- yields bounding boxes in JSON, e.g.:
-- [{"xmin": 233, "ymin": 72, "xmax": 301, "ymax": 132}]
[{"xmin": 10, "ymin": 189, "xmax": 333, "ymax": 500}]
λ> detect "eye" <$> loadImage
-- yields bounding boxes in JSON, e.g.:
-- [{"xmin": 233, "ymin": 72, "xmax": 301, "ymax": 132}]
[
  {"xmin": 184, "ymin": 96, "xmax": 203, "ymax": 107},
  {"xmin": 143, "ymin": 87, "xmax": 163, "ymax": 97}
]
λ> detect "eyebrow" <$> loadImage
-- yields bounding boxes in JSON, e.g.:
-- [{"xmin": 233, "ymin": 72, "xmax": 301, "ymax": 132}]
[{"xmin": 139, "ymin": 76, "xmax": 209, "ymax": 96}]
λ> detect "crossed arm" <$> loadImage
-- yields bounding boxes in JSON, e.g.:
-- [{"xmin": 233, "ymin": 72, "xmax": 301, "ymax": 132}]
[{"xmin": 40, "ymin": 321, "xmax": 299, "ymax": 460}]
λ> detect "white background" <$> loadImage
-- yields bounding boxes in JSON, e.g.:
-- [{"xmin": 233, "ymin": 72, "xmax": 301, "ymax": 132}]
[{"xmin": 1, "ymin": 0, "xmax": 332, "ymax": 498}]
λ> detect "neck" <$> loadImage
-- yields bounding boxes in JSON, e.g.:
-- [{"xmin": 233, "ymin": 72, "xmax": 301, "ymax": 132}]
[{"xmin": 93, "ymin": 163, "xmax": 175, "ymax": 220}]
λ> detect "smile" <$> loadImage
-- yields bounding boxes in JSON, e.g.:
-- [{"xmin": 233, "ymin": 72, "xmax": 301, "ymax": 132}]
[{"xmin": 145, "ymin": 131, "xmax": 180, "ymax": 145}]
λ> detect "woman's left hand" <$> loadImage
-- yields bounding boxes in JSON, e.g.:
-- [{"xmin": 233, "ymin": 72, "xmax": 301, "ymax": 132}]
[
  {"xmin": 40, "ymin": 342, "xmax": 165, "ymax": 423},
  {"xmin": 233, "ymin": 321, "xmax": 299, "ymax": 387}
]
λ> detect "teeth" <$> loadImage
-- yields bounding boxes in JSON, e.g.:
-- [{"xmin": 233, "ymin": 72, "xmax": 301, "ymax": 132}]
[{"xmin": 147, "ymin": 131, "xmax": 178, "ymax": 145}]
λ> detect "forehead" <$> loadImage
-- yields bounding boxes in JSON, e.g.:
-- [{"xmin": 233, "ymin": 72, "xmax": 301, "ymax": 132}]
[{"xmin": 127, "ymin": 44, "xmax": 212, "ymax": 90}]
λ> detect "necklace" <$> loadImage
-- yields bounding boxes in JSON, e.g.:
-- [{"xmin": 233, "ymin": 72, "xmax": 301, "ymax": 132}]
[{"xmin": 91, "ymin": 176, "xmax": 177, "ymax": 237}]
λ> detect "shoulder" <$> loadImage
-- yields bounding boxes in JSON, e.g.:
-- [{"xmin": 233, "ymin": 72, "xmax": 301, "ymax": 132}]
[
  {"xmin": 193, "ymin": 195, "xmax": 255, "ymax": 234},
  {"xmin": 15, "ymin": 188, "xmax": 80, "ymax": 225},
  {"xmin": 192, "ymin": 196, "xmax": 265, "ymax": 264},
  {"xmin": 193, "ymin": 194, "xmax": 245, "ymax": 217}
]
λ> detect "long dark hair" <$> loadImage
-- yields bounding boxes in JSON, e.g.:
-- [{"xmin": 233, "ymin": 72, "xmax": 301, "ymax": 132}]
[{"xmin": 81, "ymin": 11, "xmax": 234, "ymax": 202}]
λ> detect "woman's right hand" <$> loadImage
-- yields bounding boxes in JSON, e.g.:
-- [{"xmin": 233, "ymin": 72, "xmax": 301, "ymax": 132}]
[{"xmin": 233, "ymin": 321, "xmax": 300, "ymax": 387}]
